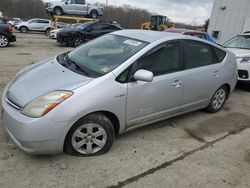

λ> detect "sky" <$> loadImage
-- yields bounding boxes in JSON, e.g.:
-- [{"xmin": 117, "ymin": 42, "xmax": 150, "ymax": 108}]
[{"xmin": 45, "ymin": 0, "xmax": 214, "ymax": 25}]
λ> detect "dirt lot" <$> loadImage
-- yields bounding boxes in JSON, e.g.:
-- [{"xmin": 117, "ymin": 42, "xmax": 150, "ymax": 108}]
[{"xmin": 0, "ymin": 33, "xmax": 250, "ymax": 188}]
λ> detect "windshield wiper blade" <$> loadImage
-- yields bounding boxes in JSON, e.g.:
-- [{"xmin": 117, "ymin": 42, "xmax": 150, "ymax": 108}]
[{"xmin": 64, "ymin": 53, "xmax": 90, "ymax": 76}]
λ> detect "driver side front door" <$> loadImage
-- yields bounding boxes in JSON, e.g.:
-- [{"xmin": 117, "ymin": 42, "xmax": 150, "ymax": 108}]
[{"xmin": 126, "ymin": 41, "xmax": 184, "ymax": 128}]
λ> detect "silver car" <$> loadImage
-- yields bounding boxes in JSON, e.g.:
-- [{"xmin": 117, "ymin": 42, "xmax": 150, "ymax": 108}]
[
  {"xmin": 15, "ymin": 18, "xmax": 51, "ymax": 34},
  {"xmin": 2, "ymin": 30, "xmax": 237, "ymax": 156}
]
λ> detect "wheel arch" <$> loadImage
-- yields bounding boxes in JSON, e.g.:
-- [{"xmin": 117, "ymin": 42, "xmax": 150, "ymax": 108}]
[{"xmin": 222, "ymin": 83, "xmax": 231, "ymax": 98}]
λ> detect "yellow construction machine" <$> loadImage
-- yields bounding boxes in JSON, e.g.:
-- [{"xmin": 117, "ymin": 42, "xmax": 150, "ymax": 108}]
[{"xmin": 141, "ymin": 15, "xmax": 175, "ymax": 31}]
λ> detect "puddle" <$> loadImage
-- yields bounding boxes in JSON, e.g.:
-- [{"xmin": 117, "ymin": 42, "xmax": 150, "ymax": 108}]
[
  {"xmin": 15, "ymin": 53, "xmax": 31, "ymax": 55},
  {"xmin": 184, "ymin": 113, "xmax": 250, "ymax": 142}
]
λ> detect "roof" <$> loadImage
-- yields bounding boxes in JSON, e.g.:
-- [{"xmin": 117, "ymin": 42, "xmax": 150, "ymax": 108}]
[
  {"xmin": 112, "ymin": 29, "xmax": 181, "ymax": 43},
  {"xmin": 165, "ymin": 28, "xmax": 204, "ymax": 34}
]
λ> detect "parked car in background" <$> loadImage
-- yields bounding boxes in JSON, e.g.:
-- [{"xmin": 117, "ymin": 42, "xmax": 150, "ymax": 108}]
[
  {"xmin": 2, "ymin": 30, "xmax": 237, "ymax": 156},
  {"xmin": 7, "ymin": 17, "xmax": 22, "ymax": 27},
  {"xmin": 15, "ymin": 18, "xmax": 51, "ymax": 34},
  {"xmin": 57, "ymin": 21, "xmax": 123, "ymax": 47},
  {"xmin": 45, "ymin": 0, "xmax": 104, "ymax": 19},
  {"xmin": 0, "ymin": 17, "xmax": 16, "ymax": 47},
  {"xmin": 165, "ymin": 28, "xmax": 215, "ymax": 43},
  {"xmin": 223, "ymin": 34, "xmax": 250, "ymax": 85},
  {"xmin": 50, "ymin": 23, "xmax": 80, "ymax": 39}
]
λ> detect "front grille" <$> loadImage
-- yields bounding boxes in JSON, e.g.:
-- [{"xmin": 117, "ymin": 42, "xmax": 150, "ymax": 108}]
[
  {"xmin": 45, "ymin": 3, "xmax": 50, "ymax": 8},
  {"xmin": 238, "ymin": 70, "xmax": 249, "ymax": 79}
]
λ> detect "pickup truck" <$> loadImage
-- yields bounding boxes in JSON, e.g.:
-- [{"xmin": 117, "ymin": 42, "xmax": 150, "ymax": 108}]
[
  {"xmin": 0, "ymin": 18, "xmax": 16, "ymax": 47},
  {"xmin": 45, "ymin": 0, "xmax": 104, "ymax": 19}
]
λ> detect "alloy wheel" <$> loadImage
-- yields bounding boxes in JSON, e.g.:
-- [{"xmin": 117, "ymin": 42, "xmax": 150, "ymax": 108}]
[
  {"xmin": 0, "ymin": 35, "xmax": 9, "ymax": 47},
  {"xmin": 71, "ymin": 123, "xmax": 107, "ymax": 155},
  {"xmin": 212, "ymin": 88, "xmax": 226, "ymax": 110}
]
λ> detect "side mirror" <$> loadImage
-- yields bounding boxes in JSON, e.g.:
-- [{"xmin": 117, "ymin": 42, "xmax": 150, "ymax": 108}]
[
  {"xmin": 134, "ymin": 69, "xmax": 153, "ymax": 82},
  {"xmin": 86, "ymin": 28, "xmax": 91, "ymax": 32},
  {"xmin": 65, "ymin": 1, "xmax": 69, "ymax": 5}
]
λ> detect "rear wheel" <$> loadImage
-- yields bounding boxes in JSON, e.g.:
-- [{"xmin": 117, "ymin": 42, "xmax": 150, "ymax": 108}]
[
  {"xmin": 45, "ymin": 28, "xmax": 51, "ymax": 36},
  {"xmin": 20, "ymin": 26, "xmax": 28, "ymax": 33},
  {"xmin": 0, "ymin": 35, "xmax": 9, "ymax": 48},
  {"xmin": 64, "ymin": 113, "xmax": 115, "ymax": 156},
  {"xmin": 206, "ymin": 86, "xmax": 228, "ymax": 113},
  {"xmin": 89, "ymin": 10, "xmax": 98, "ymax": 19}
]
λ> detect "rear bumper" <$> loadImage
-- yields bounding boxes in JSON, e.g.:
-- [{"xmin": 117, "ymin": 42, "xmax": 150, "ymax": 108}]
[{"xmin": 9, "ymin": 34, "xmax": 16, "ymax": 42}]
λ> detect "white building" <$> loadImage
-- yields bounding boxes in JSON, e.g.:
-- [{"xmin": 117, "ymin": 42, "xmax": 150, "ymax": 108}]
[{"xmin": 208, "ymin": 0, "xmax": 250, "ymax": 44}]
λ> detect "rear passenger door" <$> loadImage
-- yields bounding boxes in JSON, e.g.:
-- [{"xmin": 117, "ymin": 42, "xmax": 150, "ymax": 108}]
[{"xmin": 179, "ymin": 40, "xmax": 224, "ymax": 111}]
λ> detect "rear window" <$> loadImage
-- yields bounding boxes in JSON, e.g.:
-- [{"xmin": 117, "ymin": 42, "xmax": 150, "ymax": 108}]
[{"xmin": 213, "ymin": 47, "xmax": 226, "ymax": 63}]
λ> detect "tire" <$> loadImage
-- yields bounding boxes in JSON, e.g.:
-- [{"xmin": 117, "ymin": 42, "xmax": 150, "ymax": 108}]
[
  {"xmin": 89, "ymin": 10, "xmax": 98, "ymax": 19},
  {"xmin": 0, "ymin": 34, "xmax": 9, "ymax": 48},
  {"xmin": 206, "ymin": 85, "xmax": 228, "ymax": 113},
  {"xmin": 64, "ymin": 113, "xmax": 115, "ymax": 157},
  {"xmin": 45, "ymin": 28, "xmax": 51, "ymax": 36},
  {"xmin": 54, "ymin": 7, "xmax": 63, "ymax": 16},
  {"xmin": 19, "ymin": 26, "xmax": 28, "ymax": 33},
  {"xmin": 72, "ymin": 36, "xmax": 84, "ymax": 47}
]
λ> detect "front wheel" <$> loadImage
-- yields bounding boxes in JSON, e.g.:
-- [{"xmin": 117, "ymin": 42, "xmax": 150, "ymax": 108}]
[
  {"xmin": 72, "ymin": 36, "xmax": 84, "ymax": 47},
  {"xmin": 0, "ymin": 35, "xmax": 9, "ymax": 48},
  {"xmin": 64, "ymin": 113, "xmax": 115, "ymax": 156},
  {"xmin": 54, "ymin": 7, "xmax": 63, "ymax": 16},
  {"xmin": 206, "ymin": 86, "xmax": 228, "ymax": 113}
]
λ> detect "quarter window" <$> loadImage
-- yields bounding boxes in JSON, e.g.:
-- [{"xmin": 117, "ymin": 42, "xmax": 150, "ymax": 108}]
[
  {"xmin": 183, "ymin": 40, "xmax": 214, "ymax": 69},
  {"xmin": 136, "ymin": 41, "xmax": 182, "ymax": 76},
  {"xmin": 213, "ymin": 47, "xmax": 226, "ymax": 62}
]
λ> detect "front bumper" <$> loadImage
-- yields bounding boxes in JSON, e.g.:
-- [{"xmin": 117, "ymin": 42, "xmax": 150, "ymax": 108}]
[
  {"xmin": 237, "ymin": 63, "xmax": 250, "ymax": 82},
  {"xmin": 50, "ymin": 33, "xmax": 57, "ymax": 39},
  {"xmin": 2, "ymin": 93, "xmax": 69, "ymax": 155},
  {"xmin": 45, "ymin": 7, "xmax": 54, "ymax": 13}
]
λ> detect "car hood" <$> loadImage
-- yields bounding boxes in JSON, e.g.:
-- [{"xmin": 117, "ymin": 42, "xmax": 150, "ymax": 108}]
[
  {"xmin": 51, "ymin": 28, "xmax": 61, "ymax": 33},
  {"xmin": 59, "ymin": 28, "xmax": 80, "ymax": 34},
  {"xmin": 7, "ymin": 57, "xmax": 92, "ymax": 107},
  {"xmin": 226, "ymin": 48, "xmax": 250, "ymax": 57}
]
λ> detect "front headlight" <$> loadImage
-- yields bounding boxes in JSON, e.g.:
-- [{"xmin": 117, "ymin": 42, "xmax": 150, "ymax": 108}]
[
  {"xmin": 240, "ymin": 57, "xmax": 250, "ymax": 63},
  {"xmin": 21, "ymin": 91, "xmax": 73, "ymax": 118}
]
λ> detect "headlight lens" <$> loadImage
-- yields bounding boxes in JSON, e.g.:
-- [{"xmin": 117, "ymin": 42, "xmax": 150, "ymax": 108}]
[
  {"xmin": 240, "ymin": 57, "xmax": 250, "ymax": 63},
  {"xmin": 21, "ymin": 91, "xmax": 73, "ymax": 118}
]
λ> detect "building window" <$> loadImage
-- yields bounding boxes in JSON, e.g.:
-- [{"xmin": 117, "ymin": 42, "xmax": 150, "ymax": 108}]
[{"xmin": 212, "ymin": 31, "xmax": 220, "ymax": 39}]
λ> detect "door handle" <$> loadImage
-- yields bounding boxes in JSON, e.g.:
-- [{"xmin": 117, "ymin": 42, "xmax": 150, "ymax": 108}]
[
  {"xmin": 213, "ymin": 70, "xmax": 221, "ymax": 77},
  {"xmin": 172, "ymin": 80, "xmax": 182, "ymax": 87}
]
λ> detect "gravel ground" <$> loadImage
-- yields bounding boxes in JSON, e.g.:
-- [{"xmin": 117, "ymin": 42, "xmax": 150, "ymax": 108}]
[{"xmin": 0, "ymin": 33, "xmax": 250, "ymax": 188}]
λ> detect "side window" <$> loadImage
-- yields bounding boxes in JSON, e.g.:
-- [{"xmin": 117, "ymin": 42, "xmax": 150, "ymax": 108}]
[
  {"xmin": 136, "ymin": 41, "xmax": 182, "ymax": 76},
  {"xmin": 90, "ymin": 24, "xmax": 106, "ymax": 30},
  {"xmin": 105, "ymin": 25, "xmax": 120, "ymax": 31},
  {"xmin": 39, "ymin": 20, "xmax": 49, "ymax": 24},
  {"xmin": 76, "ymin": 0, "xmax": 85, "ymax": 4},
  {"xmin": 30, "ymin": 20, "xmax": 39, "ymax": 23},
  {"xmin": 183, "ymin": 40, "xmax": 214, "ymax": 69},
  {"xmin": 213, "ymin": 47, "xmax": 226, "ymax": 63}
]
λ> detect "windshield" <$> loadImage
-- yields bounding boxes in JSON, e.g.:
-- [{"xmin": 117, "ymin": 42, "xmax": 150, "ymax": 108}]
[
  {"xmin": 223, "ymin": 35, "xmax": 250, "ymax": 49},
  {"xmin": 64, "ymin": 34, "xmax": 148, "ymax": 77},
  {"xmin": 76, "ymin": 22, "xmax": 93, "ymax": 30}
]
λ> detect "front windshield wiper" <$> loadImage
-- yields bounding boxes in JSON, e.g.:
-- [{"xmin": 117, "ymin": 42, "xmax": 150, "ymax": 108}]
[{"xmin": 64, "ymin": 53, "xmax": 90, "ymax": 76}]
